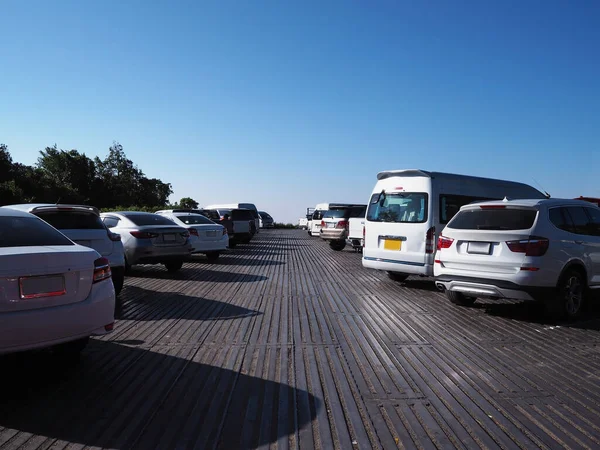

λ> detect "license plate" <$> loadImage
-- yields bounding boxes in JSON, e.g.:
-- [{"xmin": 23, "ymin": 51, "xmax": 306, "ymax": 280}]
[
  {"xmin": 206, "ymin": 230, "xmax": 217, "ymax": 237},
  {"xmin": 384, "ymin": 239, "xmax": 402, "ymax": 251},
  {"xmin": 327, "ymin": 223, "xmax": 335, "ymax": 228},
  {"xmin": 163, "ymin": 234, "xmax": 176, "ymax": 242},
  {"xmin": 467, "ymin": 241, "xmax": 491, "ymax": 255},
  {"xmin": 19, "ymin": 275, "xmax": 66, "ymax": 299}
]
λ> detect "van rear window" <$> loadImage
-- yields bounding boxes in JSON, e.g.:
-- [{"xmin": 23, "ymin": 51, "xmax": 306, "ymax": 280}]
[
  {"xmin": 447, "ymin": 208, "xmax": 537, "ymax": 230},
  {"xmin": 367, "ymin": 193, "xmax": 428, "ymax": 223},
  {"xmin": 35, "ymin": 210, "xmax": 105, "ymax": 230}
]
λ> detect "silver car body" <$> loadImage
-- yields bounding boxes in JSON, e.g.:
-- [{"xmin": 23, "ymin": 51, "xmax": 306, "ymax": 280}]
[{"xmin": 155, "ymin": 212, "xmax": 228, "ymax": 254}]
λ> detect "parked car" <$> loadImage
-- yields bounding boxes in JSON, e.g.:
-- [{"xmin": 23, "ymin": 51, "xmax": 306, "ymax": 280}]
[
  {"xmin": 155, "ymin": 210, "xmax": 228, "ymax": 260},
  {"xmin": 363, "ymin": 169, "xmax": 547, "ymax": 282},
  {"xmin": 204, "ymin": 203, "xmax": 261, "ymax": 233},
  {"xmin": 320, "ymin": 205, "xmax": 367, "ymax": 251},
  {"xmin": 1, "ymin": 203, "xmax": 126, "ymax": 296},
  {"xmin": 434, "ymin": 198, "xmax": 600, "ymax": 319},
  {"xmin": 100, "ymin": 212, "xmax": 192, "ymax": 272},
  {"xmin": 259, "ymin": 211, "xmax": 274, "ymax": 228},
  {"xmin": 204, "ymin": 208, "xmax": 255, "ymax": 246},
  {"xmin": 0, "ymin": 208, "xmax": 115, "ymax": 356}
]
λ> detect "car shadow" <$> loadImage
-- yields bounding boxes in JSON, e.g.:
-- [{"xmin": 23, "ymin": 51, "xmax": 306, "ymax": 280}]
[
  {"xmin": 116, "ymin": 286, "xmax": 262, "ymax": 321},
  {"xmin": 126, "ymin": 267, "xmax": 269, "ymax": 283},
  {"xmin": 218, "ymin": 256, "xmax": 285, "ymax": 267},
  {"xmin": 0, "ymin": 340, "xmax": 321, "ymax": 449}
]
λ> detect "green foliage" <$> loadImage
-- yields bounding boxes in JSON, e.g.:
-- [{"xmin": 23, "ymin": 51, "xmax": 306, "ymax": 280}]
[
  {"xmin": 0, "ymin": 142, "xmax": 177, "ymax": 210},
  {"xmin": 179, "ymin": 197, "xmax": 199, "ymax": 209}
]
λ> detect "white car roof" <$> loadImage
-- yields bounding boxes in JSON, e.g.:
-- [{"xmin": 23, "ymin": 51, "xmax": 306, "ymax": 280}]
[
  {"xmin": 461, "ymin": 198, "xmax": 595, "ymax": 210},
  {"xmin": 3, "ymin": 203, "xmax": 100, "ymax": 215}
]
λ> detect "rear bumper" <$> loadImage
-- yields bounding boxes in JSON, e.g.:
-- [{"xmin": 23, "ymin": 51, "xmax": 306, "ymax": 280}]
[
  {"xmin": 0, "ymin": 280, "xmax": 115, "ymax": 355},
  {"xmin": 127, "ymin": 245, "xmax": 192, "ymax": 265},
  {"xmin": 434, "ymin": 275, "xmax": 555, "ymax": 301},
  {"xmin": 190, "ymin": 236, "xmax": 228, "ymax": 253},
  {"xmin": 320, "ymin": 229, "xmax": 346, "ymax": 241},
  {"xmin": 231, "ymin": 232, "xmax": 253, "ymax": 243},
  {"xmin": 362, "ymin": 255, "xmax": 432, "ymax": 276}
]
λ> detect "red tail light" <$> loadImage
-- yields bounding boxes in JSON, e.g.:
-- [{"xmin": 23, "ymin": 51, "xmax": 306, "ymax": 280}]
[
  {"xmin": 107, "ymin": 231, "xmax": 121, "ymax": 241},
  {"xmin": 437, "ymin": 235, "xmax": 454, "ymax": 250},
  {"xmin": 506, "ymin": 237, "xmax": 549, "ymax": 256},
  {"xmin": 130, "ymin": 231, "xmax": 159, "ymax": 239},
  {"xmin": 321, "ymin": 220, "xmax": 325, "ymax": 227},
  {"xmin": 336, "ymin": 220, "xmax": 348, "ymax": 229},
  {"xmin": 93, "ymin": 257, "xmax": 112, "ymax": 284},
  {"xmin": 187, "ymin": 228, "xmax": 198, "ymax": 237},
  {"xmin": 104, "ymin": 323, "xmax": 114, "ymax": 331},
  {"xmin": 425, "ymin": 226, "xmax": 436, "ymax": 254}
]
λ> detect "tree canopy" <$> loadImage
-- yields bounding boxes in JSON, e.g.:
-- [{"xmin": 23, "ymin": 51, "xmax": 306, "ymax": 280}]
[{"xmin": 0, "ymin": 142, "xmax": 177, "ymax": 209}]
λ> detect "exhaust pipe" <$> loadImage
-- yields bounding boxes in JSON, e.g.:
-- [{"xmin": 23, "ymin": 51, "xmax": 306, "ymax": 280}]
[{"xmin": 435, "ymin": 282, "xmax": 446, "ymax": 292}]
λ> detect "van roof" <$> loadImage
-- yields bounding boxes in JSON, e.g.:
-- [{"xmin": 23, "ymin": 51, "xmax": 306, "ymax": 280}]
[
  {"xmin": 376, "ymin": 169, "xmax": 544, "ymax": 191},
  {"xmin": 462, "ymin": 198, "xmax": 596, "ymax": 209}
]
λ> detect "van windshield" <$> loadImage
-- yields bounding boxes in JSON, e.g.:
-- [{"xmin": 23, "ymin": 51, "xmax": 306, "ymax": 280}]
[
  {"xmin": 323, "ymin": 209, "xmax": 347, "ymax": 219},
  {"xmin": 367, "ymin": 193, "xmax": 428, "ymax": 223}
]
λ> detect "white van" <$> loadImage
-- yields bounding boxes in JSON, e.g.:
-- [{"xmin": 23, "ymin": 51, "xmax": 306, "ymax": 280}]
[
  {"xmin": 204, "ymin": 203, "xmax": 260, "ymax": 233},
  {"xmin": 362, "ymin": 169, "xmax": 547, "ymax": 281}
]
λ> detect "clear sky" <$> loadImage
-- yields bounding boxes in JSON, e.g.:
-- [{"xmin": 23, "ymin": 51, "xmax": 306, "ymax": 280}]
[{"xmin": 2, "ymin": 1, "xmax": 598, "ymax": 223}]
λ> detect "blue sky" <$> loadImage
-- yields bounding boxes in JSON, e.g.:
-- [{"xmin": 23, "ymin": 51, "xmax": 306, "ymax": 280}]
[{"xmin": 1, "ymin": 1, "xmax": 598, "ymax": 223}]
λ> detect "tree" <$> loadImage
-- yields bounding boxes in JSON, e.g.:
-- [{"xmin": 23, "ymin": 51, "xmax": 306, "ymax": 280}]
[{"xmin": 179, "ymin": 197, "xmax": 199, "ymax": 209}]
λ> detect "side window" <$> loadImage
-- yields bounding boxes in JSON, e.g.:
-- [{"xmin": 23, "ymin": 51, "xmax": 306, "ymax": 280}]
[
  {"xmin": 584, "ymin": 208, "xmax": 600, "ymax": 237},
  {"xmin": 563, "ymin": 207, "xmax": 590, "ymax": 235},
  {"xmin": 548, "ymin": 208, "xmax": 572, "ymax": 232},
  {"xmin": 440, "ymin": 195, "xmax": 492, "ymax": 224},
  {"xmin": 102, "ymin": 216, "xmax": 120, "ymax": 228}
]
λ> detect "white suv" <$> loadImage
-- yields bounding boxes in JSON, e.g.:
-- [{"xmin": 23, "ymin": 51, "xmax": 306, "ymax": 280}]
[{"xmin": 434, "ymin": 198, "xmax": 600, "ymax": 319}]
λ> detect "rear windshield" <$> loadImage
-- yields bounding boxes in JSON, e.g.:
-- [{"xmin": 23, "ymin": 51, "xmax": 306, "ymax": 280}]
[
  {"xmin": 175, "ymin": 214, "xmax": 214, "ymax": 225},
  {"xmin": 197, "ymin": 209, "xmax": 221, "ymax": 221},
  {"xmin": 0, "ymin": 216, "xmax": 74, "ymax": 247},
  {"xmin": 259, "ymin": 212, "xmax": 272, "ymax": 219},
  {"xmin": 125, "ymin": 213, "xmax": 176, "ymax": 226},
  {"xmin": 36, "ymin": 210, "xmax": 105, "ymax": 230},
  {"xmin": 323, "ymin": 209, "xmax": 348, "ymax": 219},
  {"xmin": 231, "ymin": 209, "xmax": 254, "ymax": 220},
  {"xmin": 447, "ymin": 208, "xmax": 538, "ymax": 230},
  {"xmin": 367, "ymin": 193, "xmax": 428, "ymax": 223}
]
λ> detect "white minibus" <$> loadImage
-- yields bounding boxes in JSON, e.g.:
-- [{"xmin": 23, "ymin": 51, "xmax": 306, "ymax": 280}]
[{"xmin": 362, "ymin": 169, "xmax": 547, "ymax": 281}]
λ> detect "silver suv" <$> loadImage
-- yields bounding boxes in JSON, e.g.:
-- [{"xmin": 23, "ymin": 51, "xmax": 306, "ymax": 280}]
[{"xmin": 434, "ymin": 198, "xmax": 600, "ymax": 319}]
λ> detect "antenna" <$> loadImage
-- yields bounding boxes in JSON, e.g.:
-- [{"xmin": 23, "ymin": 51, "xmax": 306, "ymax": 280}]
[{"xmin": 531, "ymin": 178, "xmax": 551, "ymax": 199}]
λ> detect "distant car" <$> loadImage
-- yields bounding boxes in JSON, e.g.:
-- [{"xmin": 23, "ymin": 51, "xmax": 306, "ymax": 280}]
[
  {"xmin": 320, "ymin": 205, "xmax": 367, "ymax": 251},
  {"xmin": 259, "ymin": 211, "xmax": 274, "ymax": 228},
  {"xmin": 0, "ymin": 208, "xmax": 115, "ymax": 356},
  {"xmin": 155, "ymin": 210, "xmax": 228, "ymax": 260},
  {"xmin": 100, "ymin": 211, "xmax": 192, "ymax": 272},
  {"xmin": 434, "ymin": 198, "xmax": 600, "ymax": 319},
  {"xmin": 1, "ymin": 203, "xmax": 126, "ymax": 296},
  {"xmin": 204, "ymin": 208, "xmax": 254, "ymax": 246}
]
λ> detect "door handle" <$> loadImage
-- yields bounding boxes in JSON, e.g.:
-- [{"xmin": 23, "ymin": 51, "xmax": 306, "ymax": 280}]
[{"xmin": 574, "ymin": 240, "xmax": 584, "ymax": 245}]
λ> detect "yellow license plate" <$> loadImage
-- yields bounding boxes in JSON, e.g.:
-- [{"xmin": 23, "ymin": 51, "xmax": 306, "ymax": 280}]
[{"xmin": 384, "ymin": 239, "xmax": 402, "ymax": 251}]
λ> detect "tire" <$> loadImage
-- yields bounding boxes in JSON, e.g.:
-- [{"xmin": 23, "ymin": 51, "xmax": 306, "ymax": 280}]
[
  {"xmin": 446, "ymin": 290, "xmax": 477, "ymax": 306},
  {"xmin": 112, "ymin": 267, "xmax": 125, "ymax": 296},
  {"xmin": 206, "ymin": 252, "xmax": 220, "ymax": 262},
  {"xmin": 547, "ymin": 269, "xmax": 586, "ymax": 320},
  {"xmin": 164, "ymin": 261, "xmax": 184, "ymax": 272},
  {"xmin": 329, "ymin": 240, "xmax": 346, "ymax": 251},
  {"xmin": 387, "ymin": 272, "xmax": 409, "ymax": 282},
  {"xmin": 53, "ymin": 337, "xmax": 89, "ymax": 361}
]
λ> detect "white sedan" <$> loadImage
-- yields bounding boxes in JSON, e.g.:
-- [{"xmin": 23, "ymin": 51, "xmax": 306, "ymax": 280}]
[
  {"xmin": 0, "ymin": 208, "xmax": 115, "ymax": 356},
  {"xmin": 155, "ymin": 211, "xmax": 228, "ymax": 260}
]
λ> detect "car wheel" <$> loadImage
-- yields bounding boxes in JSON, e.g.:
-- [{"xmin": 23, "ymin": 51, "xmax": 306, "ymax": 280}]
[
  {"xmin": 549, "ymin": 269, "xmax": 586, "ymax": 320},
  {"xmin": 206, "ymin": 252, "xmax": 220, "ymax": 262},
  {"xmin": 53, "ymin": 337, "xmax": 89, "ymax": 361},
  {"xmin": 329, "ymin": 240, "xmax": 346, "ymax": 251},
  {"xmin": 164, "ymin": 261, "xmax": 184, "ymax": 272},
  {"xmin": 446, "ymin": 291, "xmax": 477, "ymax": 306},
  {"xmin": 387, "ymin": 272, "xmax": 409, "ymax": 282}
]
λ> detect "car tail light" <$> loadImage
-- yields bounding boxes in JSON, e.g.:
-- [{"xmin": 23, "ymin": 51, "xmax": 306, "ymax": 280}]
[
  {"xmin": 107, "ymin": 230, "xmax": 121, "ymax": 241},
  {"xmin": 506, "ymin": 237, "xmax": 549, "ymax": 257},
  {"xmin": 437, "ymin": 235, "xmax": 454, "ymax": 250},
  {"xmin": 321, "ymin": 220, "xmax": 325, "ymax": 227},
  {"xmin": 130, "ymin": 231, "xmax": 159, "ymax": 239},
  {"xmin": 104, "ymin": 323, "xmax": 114, "ymax": 331},
  {"xmin": 425, "ymin": 226, "xmax": 436, "ymax": 254},
  {"xmin": 187, "ymin": 228, "xmax": 198, "ymax": 236},
  {"xmin": 93, "ymin": 257, "xmax": 112, "ymax": 283},
  {"xmin": 336, "ymin": 220, "xmax": 348, "ymax": 229}
]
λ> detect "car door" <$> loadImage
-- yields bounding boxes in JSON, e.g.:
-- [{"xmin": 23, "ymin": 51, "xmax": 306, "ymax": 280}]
[
  {"xmin": 563, "ymin": 206, "xmax": 599, "ymax": 285},
  {"xmin": 583, "ymin": 207, "xmax": 600, "ymax": 285}
]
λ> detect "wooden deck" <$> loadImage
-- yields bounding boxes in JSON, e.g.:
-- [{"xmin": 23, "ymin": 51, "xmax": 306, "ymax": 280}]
[{"xmin": 2, "ymin": 229, "xmax": 600, "ymax": 449}]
